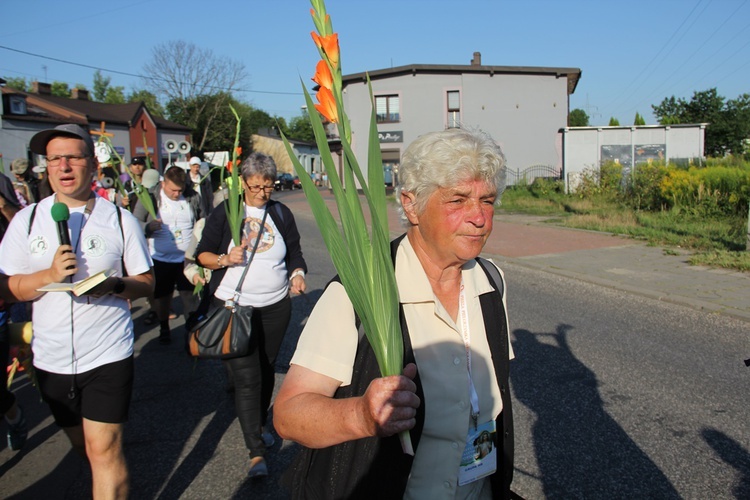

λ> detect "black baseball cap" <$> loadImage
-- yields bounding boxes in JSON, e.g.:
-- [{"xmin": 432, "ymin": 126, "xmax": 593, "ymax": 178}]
[
  {"xmin": 29, "ymin": 124, "xmax": 96, "ymax": 156},
  {"xmin": 131, "ymin": 156, "xmax": 147, "ymax": 165}
]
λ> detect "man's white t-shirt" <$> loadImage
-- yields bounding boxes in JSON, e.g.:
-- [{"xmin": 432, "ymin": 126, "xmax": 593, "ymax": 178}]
[
  {"xmin": 0, "ymin": 195, "xmax": 152, "ymax": 374},
  {"xmin": 214, "ymin": 204, "xmax": 288, "ymax": 307},
  {"xmin": 150, "ymin": 190, "xmax": 193, "ymax": 263}
]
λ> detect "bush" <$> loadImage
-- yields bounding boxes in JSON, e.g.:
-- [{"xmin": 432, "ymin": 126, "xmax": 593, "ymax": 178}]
[
  {"xmin": 626, "ymin": 161, "xmax": 670, "ymax": 211},
  {"xmin": 659, "ymin": 165, "xmax": 750, "ymax": 216},
  {"xmin": 573, "ymin": 162, "xmax": 623, "ymax": 200}
]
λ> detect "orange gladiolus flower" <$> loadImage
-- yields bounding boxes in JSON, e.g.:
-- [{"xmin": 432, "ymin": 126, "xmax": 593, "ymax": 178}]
[
  {"xmin": 311, "ymin": 32, "xmax": 339, "ymax": 68},
  {"xmin": 312, "ymin": 60, "xmax": 334, "ymax": 90},
  {"xmin": 226, "ymin": 160, "xmax": 233, "ymax": 172},
  {"xmin": 235, "ymin": 146, "xmax": 242, "ymax": 157},
  {"xmin": 315, "ymin": 87, "xmax": 338, "ymax": 123}
]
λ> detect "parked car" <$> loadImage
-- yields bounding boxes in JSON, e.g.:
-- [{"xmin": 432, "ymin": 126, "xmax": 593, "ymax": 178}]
[
  {"xmin": 275, "ymin": 173, "xmax": 302, "ymax": 191},
  {"xmin": 275, "ymin": 173, "xmax": 293, "ymax": 191}
]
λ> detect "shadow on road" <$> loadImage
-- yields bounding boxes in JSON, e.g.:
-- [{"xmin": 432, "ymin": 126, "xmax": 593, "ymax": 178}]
[
  {"xmin": 702, "ymin": 427, "xmax": 750, "ymax": 498},
  {"xmin": 511, "ymin": 324, "xmax": 680, "ymax": 498}
]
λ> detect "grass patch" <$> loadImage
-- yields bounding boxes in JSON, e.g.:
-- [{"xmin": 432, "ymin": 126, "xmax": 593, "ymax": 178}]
[
  {"xmin": 689, "ymin": 250, "xmax": 750, "ymax": 272},
  {"xmin": 497, "ymin": 186, "xmax": 750, "ymax": 271}
]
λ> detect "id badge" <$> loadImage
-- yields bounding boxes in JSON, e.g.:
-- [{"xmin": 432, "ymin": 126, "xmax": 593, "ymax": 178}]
[{"xmin": 458, "ymin": 420, "xmax": 497, "ymax": 486}]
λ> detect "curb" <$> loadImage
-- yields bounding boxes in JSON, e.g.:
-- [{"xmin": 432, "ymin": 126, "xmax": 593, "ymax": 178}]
[{"xmin": 493, "ymin": 253, "xmax": 750, "ymax": 324}]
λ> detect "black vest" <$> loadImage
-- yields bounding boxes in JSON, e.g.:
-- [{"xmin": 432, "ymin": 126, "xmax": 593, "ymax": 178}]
[{"xmin": 283, "ymin": 236, "xmax": 514, "ymax": 499}]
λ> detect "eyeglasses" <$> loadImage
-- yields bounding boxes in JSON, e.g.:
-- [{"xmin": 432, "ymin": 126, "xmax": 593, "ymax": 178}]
[
  {"xmin": 246, "ymin": 185, "xmax": 274, "ymax": 193},
  {"xmin": 45, "ymin": 154, "xmax": 92, "ymax": 167}
]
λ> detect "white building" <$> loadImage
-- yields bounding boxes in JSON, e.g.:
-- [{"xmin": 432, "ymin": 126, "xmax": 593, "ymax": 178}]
[{"xmin": 340, "ymin": 52, "xmax": 581, "ymax": 187}]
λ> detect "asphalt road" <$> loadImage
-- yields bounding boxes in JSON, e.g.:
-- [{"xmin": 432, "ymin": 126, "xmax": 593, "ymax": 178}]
[
  {"xmin": 498, "ymin": 262, "xmax": 749, "ymax": 499},
  {"xmin": 1, "ymin": 190, "xmax": 748, "ymax": 499}
]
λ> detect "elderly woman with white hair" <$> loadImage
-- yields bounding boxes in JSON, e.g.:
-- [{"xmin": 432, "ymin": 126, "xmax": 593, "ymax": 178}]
[{"xmin": 275, "ymin": 128, "xmax": 515, "ymax": 499}]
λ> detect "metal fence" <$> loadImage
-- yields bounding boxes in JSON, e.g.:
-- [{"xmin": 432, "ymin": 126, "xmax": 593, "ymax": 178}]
[{"xmin": 504, "ymin": 164, "xmax": 561, "ymax": 187}]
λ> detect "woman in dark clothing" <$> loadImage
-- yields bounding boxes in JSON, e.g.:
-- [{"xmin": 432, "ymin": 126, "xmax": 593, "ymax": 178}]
[{"xmin": 195, "ymin": 152, "xmax": 307, "ymax": 478}]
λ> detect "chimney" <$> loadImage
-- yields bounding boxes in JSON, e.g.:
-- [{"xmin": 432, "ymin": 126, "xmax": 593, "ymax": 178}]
[
  {"xmin": 71, "ymin": 88, "xmax": 89, "ymax": 100},
  {"xmin": 32, "ymin": 81, "xmax": 52, "ymax": 95},
  {"xmin": 471, "ymin": 52, "xmax": 482, "ymax": 66}
]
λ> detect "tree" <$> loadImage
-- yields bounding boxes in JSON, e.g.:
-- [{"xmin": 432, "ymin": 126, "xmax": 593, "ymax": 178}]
[
  {"xmin": 287, "ymin": 114, "xmax": 315, "ymax": 142},
  {"xmin": 3, "ymin": 77, "xmax": 28, "ymax": 91},
  {"xmin": 569, "ymin": 108, "xmax": 589, "ymax": 127},
  {"xmin": 608, "ymin": 117, "xmax": 620, "ymax": 126},
  {"xmin": 128, "ymin": 89, "xmax": 164, "ymax": 117},
  {"xmin": 634, "ymin": 112, "xmax": 646, "ymax": 126},
  {"xmin": 92, "ymin": 70, "xmax": 110, "ymax": 101},
  {"xmin": 142, "ymin": 40, "xmax": 247, "ymax": 151},
  {"xmin": 91, "ymin": 70, "xmax": 125, "ymax": 104},
  {"xmin": 652, "ymin": 88, "xmax": 748, "ymax": 157},
  {"xmin": 50, "ymin": 81, "xmax": 70, "ymax": 97}
]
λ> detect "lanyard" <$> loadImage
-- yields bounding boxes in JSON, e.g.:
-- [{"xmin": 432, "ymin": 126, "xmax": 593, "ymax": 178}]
[
  {"xmin": 458, "ymin": 279, "xmax": 481, "ymax": 430},
  {"xmin": 55, "ymin": 194, "xmax": 96, "ymax": 257}
]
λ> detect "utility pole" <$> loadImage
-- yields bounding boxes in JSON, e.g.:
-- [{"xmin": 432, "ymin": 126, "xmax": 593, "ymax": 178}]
[{"xmin": 583, "ymin": 94, "xmax": 601, "ymax": 124}]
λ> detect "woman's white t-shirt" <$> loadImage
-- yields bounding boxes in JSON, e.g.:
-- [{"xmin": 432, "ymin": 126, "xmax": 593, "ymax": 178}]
[{"xmin": 214, "ymin": 204, "xmax": 288, "ymax": 307}]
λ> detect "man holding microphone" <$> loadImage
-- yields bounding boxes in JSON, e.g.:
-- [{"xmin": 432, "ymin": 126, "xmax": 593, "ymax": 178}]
[{"xmin": 0, "ymin": 124, "xmax": 154, "ymax": 499}]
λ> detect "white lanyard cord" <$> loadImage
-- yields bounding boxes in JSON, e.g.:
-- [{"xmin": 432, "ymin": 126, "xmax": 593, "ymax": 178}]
[{"xmin": 459, "ymin": 280, "xmax": 481, "ymax": 430}]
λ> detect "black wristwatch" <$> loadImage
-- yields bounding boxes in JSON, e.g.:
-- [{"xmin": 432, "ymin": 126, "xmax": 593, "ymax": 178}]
[{"xmin": 113, "ymin": 278, "xmax": 126, "ymax": 295}]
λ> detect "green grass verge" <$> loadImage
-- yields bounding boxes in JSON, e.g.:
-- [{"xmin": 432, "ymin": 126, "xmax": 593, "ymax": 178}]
[{"xmin": 498, "ymin": 186, "xmax": 749, "ymax": 272}]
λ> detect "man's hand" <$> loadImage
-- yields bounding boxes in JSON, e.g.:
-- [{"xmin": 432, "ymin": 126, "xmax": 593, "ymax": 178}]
[
  {"xmin": 86, "ymin": 276, "xmax": 117, "ymax": 298},
  {"xmin": 49, "ymin": 245, "xmax": 77, "ymax": 283},
  {"xmin": 357, "ymin": 363, "xmax": 420, "ymax": 438},
  {"xmin": 146, "ymin": 219, "xmax": 162, "ymax": 234}
]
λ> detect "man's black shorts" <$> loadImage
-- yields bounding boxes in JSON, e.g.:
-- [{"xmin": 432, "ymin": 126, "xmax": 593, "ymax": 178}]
[
  {"xmin": 35, "ymin": 356, "xmax": 134, "ymax": 427},
  {"xmin": 153, "ymin": 259, "xmax": 192, "ymax": 298}
]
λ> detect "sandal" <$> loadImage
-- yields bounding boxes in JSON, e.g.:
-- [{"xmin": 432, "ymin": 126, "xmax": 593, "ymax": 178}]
[{"xmin": 143, "ymin": 311, "xmax": 158, "ymax": 325}]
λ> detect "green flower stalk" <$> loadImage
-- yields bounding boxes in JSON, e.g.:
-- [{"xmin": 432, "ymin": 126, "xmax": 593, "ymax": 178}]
[
  {"xmin": 282, "ymin": 0, "xmax": 412, "ymax": 455},
  {"xmin": 223, "ymin": 105, "xmax": 244, "ymax": 247},
  {"xmin": 100, "ymin": 136, "xmax": 157, "ymax": 219}
]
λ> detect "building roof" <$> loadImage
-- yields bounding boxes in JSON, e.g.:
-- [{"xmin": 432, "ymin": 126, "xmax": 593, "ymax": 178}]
[
  {"xmin": 342, "ymin": 62, "xmax": 582, "ymax": 95},
  {"xmin": 1, "ymin": 86, "xmax": 189, "ymax": 131}
]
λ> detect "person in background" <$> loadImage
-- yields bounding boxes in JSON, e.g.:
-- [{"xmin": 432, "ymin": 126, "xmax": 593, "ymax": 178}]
[
  {"xmin": 133, "ymin": 166, "xmax": 204, "ymax": 344},
  {"xmin": 187, "ymin": 156, "xmax": 213, "ymax": 217},
  {"xmin": 196, "ymin": 152, "xmax": 307, "ymax": 478},
  {"xmin": 0, "ymin": 124, "xmax": 154, "ymax": 498},
  {"xmin": 120, "ymin": 156, "xmax": 147, "ymax": 211},
  {"xmin": 32, "ymin": 164, "xmax": 54, "ymax": 200},
  {"xmin": 0, "ymin": 169, "xmax": 26, "ymax": 452},
  {"xmin": 274, "ymin": 128, "xmax": 515, "ymax": 499},
  {"xmin": 10, "ymin": 158, "xmax": 39, "ymax": 206}
]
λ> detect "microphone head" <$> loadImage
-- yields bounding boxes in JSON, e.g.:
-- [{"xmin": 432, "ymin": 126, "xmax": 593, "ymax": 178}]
[{"xmin": 51, "ymin": 202, "xmax": 70, "ymax": 223}]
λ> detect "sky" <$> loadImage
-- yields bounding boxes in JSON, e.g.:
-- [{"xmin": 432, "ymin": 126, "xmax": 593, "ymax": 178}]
[{"xmin": 1, "ymin": 0, "xmax": 749, "ymax": 126}]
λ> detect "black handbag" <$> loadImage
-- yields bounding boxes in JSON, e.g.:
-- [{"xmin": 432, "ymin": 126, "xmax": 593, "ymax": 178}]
[{"xmin": 186, "ymin": 207, "xmax": 268, "ymax": 359}]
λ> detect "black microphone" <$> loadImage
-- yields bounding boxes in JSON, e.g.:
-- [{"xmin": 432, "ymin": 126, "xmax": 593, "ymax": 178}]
[{"xmin": 51, "ymin": 202, "xmax": 72, "ymax": 248}]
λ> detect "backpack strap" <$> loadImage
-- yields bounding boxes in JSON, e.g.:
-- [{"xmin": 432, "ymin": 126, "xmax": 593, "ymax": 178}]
[
  {"xmin": 26, "ymin": 203, "xmax": 38, "ymax": 236},
  {"xmin": 115, "ymin": 206, "xmax": 127, "ymax": 276},
  {"xmin": 476, "ymin": 257, "xmax": 504, "ymax": 299}
]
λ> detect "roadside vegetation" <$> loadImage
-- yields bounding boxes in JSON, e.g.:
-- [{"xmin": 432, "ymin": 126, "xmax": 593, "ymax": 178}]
[{"xmin": 497, "ymin": 158, "xmax": 750, "ymax": 272}]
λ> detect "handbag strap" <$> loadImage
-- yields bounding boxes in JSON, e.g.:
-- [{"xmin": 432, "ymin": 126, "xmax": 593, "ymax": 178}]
[{"xmin": 231, "ymin": 205, "xmax": 269, "ymax": 300}]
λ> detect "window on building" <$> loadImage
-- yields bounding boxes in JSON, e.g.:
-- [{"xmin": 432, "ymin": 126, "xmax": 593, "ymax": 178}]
[
  {"xmin": 447, "ymin": 90, "xmax": 460, "ymax": 128},
  {"xmin": 8, "ymin": 96, "xmax": 27, "ymax": 115},
  {"xmin": 376, "ymin": 95, "xmax": 400, "ymax": 123},
  {"xmin": 382, "ymin": 149, "xmax": 400, "ymax": 187}
]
